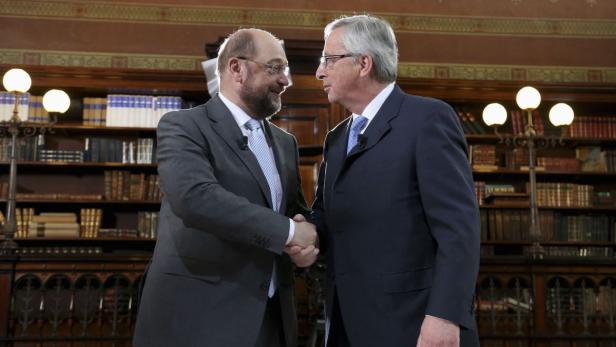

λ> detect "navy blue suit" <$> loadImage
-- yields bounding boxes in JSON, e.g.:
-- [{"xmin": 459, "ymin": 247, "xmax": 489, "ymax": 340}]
[{"xmin": 311, "ymin": 86, "xmax": 480, "ymax": 346}]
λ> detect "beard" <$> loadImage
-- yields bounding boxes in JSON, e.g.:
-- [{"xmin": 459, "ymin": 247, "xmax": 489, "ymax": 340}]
[{"xmin": 239, "ymin": 69, "xmax": 283, "ymax": 120}]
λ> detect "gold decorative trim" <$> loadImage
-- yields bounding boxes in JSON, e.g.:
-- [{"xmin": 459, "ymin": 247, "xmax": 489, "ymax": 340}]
[
  {"xmin": 2, "ymin": 49, "xmax": 615, "ymax": 84},
  {"xmin": 0, "ymin": 49, "xmax": 203, "ymax": 71},
  {"xmin": 396, "ymin": 62, "xmax": 616, "ymax": 83},
  {"xmin": 1, "ymin": 0, "xmax": 615, "ymax": 38}
]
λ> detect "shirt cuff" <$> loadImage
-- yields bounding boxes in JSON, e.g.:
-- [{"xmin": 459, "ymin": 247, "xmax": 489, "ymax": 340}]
[{"xmin": 286, "ymin": 218, "xmax": 295, "ymax": 245}]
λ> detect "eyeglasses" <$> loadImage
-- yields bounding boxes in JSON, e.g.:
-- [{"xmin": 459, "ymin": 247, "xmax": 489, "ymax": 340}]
[
  {"xmin": 318, "ymin": 54, "xmax": 357, "ymax": 68},
  {"xmin": 236, "ymin": 56, "xmax": 290, "ymax": 77}
]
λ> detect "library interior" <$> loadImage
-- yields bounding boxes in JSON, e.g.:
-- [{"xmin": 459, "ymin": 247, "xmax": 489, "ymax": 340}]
[{"xmin": 1, "ymin": 1, "xmax": 615, "ymax": 346}]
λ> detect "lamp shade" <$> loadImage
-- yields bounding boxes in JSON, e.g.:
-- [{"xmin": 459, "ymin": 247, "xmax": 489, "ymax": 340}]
[
  {"xmin": 42, "ymin": 89, "xmax": 71, "ymax": 113},
  {"xmin": 2, "ymin": 68, "xmax": 32, "ymax": 93},
  {"xmin": 548, "ymin": 103, "xmax": 574, "ymax": 126},
  {"xmin": 482, "ymin": 103, "xmax": 508, "ymax": 126},
  {"xmin": 516, "ymin": 86, "xmax": 541, "ymax": 110}
]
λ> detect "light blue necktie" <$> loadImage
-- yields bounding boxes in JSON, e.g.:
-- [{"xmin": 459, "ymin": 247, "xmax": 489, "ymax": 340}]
[
  {"xmin": 245, "ymin": 118, "xmax": 283, "ymax": 298},
  {"xmin": 347, "ymin": 116, "xmax": 368, "ymax": 154},
  {"xmin": 245, "ymin": 119, "xmax": 283, "ymax": 211}
]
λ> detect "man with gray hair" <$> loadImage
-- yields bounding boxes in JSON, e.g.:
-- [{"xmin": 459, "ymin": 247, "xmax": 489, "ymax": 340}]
[
  {"xmin": 134, "ymin": 28, "xmax": 318, "ymax": 347},
  {"xmin": 302, "ymin": 14, "xmax": 480, "ymax": 346}
]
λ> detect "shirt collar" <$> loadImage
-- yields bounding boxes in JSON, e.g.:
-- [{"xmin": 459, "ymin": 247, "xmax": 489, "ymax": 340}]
[
  {"xmin": 352, "ymin": 82, "xmax": 395, "ymax": 132},
  {"xmin": 218, "ymin": 91, "xmax": 259, "ymax": 131}
]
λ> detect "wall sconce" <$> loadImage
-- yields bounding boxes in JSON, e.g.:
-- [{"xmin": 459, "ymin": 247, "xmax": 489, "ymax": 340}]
[
  {"xmin": 0, "ymin": 68, "xmax": 70, "ymax": 253},
  {"xmin": 482, "ymin": 86, "xmax": 575, "ymax": 258}
]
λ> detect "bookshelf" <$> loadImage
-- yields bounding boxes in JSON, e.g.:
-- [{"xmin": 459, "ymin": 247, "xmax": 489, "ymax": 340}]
[{"xmin": 423, "ymin": 80, "xmax": 616, "ymax": 345}]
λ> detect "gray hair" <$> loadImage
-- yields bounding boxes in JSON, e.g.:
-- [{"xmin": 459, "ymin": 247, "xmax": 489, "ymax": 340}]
[{"xmin": 324, "ymin": 15, "xmax": 398, "ymax": 83}]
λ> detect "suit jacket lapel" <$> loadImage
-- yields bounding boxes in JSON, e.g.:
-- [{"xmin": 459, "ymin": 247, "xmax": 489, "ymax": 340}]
[
  {"xmin": 328, "ymin": 86, "xmax": 404, "ymax": 188},
  {"xmin": 264, "ymin": 121, "xmax": 288, "ymax": 214},
  {"xmin": 326, "ymin": 117, "xmax": 353, "ymax": 191},
  {"xmin": 347, "ymin": 86, "xmax": 404, "ymax": 157},
  {"xmin": 207, "ymin": 95, "xmax": 274, "ymax": 209}
]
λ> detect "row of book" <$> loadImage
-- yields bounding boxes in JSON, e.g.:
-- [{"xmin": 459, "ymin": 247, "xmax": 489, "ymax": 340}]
[
  {"xmin": 535, "ymin": 183, "xmax": 594, "ymax": 207},
  {"xmin": 39, "ymin": 149, "xmax": 84, "ymax": 163},
  {"xmin": 480, "ymin": 209, "xmax": 616, "ymax": 242},
  {"xmin": 85, "ymin": 137, "xmax": 156, "ymax": 164},
  {"xmin": 469, "ymin": 145, "xmax": 616, "ymax": 173},
  {"xmin": 476, "ymin": 181, "xmax": 608, "ymax": 208},
  {"xmin": 468, "ymin": 144, "xmax": 497, "ymax": 171},
  {"xmin": 0, "ymin": 135, "xmax": 156, "ymax": 164},
  {"xmin": 457, "ymin": 109, "xmax": 560, "ymax": 136},
  {"xmin": 103, "ymin": 171, "xmax": 161, "ymax": 201},
  {"xmin": 510, "ymin": 110, "xmax": 535, "ymax": 136},
  {"xmin": 84, "ymin": 95, "xmax": 183, "ymax": 128},
  {"xmin": 27, "ymin": 212, "xmax": 80, "ymax": 238},
  {"xmin": 456, "ymin": 106, "xmax": 616, "ymax": 140},
  {"xmin": 554, "ymin": 214, "xmax": 614, "ymax": 242},
  {"xmin": 456, "ymin": 110, "xmax": 489, "ymax": 134},
  {"xmin": 1, "ymin": 174, "xmax": 161, "ymax": 202},
  {"xmin": 540, "ymin": 246, "xmax": 614, "ymax": 258},
  {"xmin": 4, "ymin": 208, "xmax": 157, "ymax": 239},
  {"xmin": 576, "ymin": 148, "xmax": 616, "ymax": 173},
  {"xmin": 137, "ymin": 211, "xmax": 159, "ymax": 239},
  {"xmin": 567, "ymin": 116, "xmax": 616, "ymax": 139},
  {"xmin": 0, "ymin": 136, "xmax": 42, "ymax": 162},
  {"xmin": 537, "ymin": 157, "xmax": 580, "ymax": 172},
  {"xmin": 474, "ymin": 182, "xmax": 515, "ymax": 205},
  {"xmin": 0, "ymin": 93, "xmax": 50, "ymax": 123},
  {"xmin": 13, "ymin": 193, "xmax": 103, "ymax": 201},
  {"xmin": 80, "ymin": 209, "xmax": 102, "ymax": 238}
]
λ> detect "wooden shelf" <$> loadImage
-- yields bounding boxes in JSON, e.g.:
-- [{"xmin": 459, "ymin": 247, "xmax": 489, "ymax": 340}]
[
  {"xmin": 465, "ymin": 134, "xmax": 616, "ymax": 145},
  {"xmin": 0, "ymin": 161, "xmax": 157, "ymax": 168},
  {"xmin": 473, "ymin": 169, "xmax": 616, "ymax": 176},
  {"xmin": 480, "ymin": 205, "xmax": 616, "ymax": 211},
  {"xmin": 0, "ymin": 199, "xmax": 160, "ymax": 205},
  {"xmin": 0, "ymin": 123, "xmax": 157, "ymax": 134},
  {"xmin": 482, "ymin": 240, "xmax": 616, "ymax": 247},
  {"xmin": 14, "ymin": 237, "xmax": 156, "ymax": 242}
]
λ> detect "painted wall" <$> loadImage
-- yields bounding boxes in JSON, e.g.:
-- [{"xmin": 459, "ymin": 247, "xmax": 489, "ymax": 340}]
[{"xmin": 1, "ymin": 0, "xmax": 615, "ymax": 83}]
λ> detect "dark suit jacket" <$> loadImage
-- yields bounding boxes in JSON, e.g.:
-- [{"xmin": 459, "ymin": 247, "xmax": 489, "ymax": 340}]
[
  {"xmin": 134, "ymin": 95, "xmax": 309, "ymax": 347},
  {"xmin": 311, "ymin": 86, "xmax": 480, "ymax": 346}
]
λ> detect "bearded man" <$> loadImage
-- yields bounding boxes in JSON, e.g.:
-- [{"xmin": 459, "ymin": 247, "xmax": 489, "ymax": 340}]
[{"xmin": 134, "ymin": 28, "xmax": 318, "ymax": 347}]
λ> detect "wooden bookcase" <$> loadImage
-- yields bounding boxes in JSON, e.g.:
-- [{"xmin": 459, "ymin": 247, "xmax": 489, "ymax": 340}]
[
  {"xmin": 1, "ymin": 50, "xmax": 615, "ymax": 346},
  {"xmin": 408, "ymin": 79, "xmax": 616, "ymax": 346}
]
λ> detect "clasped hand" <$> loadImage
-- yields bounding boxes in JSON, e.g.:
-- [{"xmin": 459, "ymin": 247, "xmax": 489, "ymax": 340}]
[{"xmin": 284, "ymin": 214, "xmax": 319, "ymax": 267}]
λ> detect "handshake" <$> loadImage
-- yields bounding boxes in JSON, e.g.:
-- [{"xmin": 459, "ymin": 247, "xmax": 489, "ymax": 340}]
[{"xmin": 285, "ymin": 214, "xmax": 319, "ymax": 268}]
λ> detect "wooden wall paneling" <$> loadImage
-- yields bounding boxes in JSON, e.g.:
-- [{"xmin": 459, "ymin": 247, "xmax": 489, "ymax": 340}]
[
  {"xmin": 0, "ymin": 258, "xmax": 15, "ymax": 341},
  {"xmin": 272, "ymin": 105, "xmax": 329, "ymax": 147},
  {"xmin": 299, "ymin": 156, "xmax": 321, "ymax": 206}
]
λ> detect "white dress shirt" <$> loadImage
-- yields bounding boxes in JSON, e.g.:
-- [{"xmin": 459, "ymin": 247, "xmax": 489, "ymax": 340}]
[{"xmin": 351, "ymin": 82, "xmax": 395, "ymax": 133}]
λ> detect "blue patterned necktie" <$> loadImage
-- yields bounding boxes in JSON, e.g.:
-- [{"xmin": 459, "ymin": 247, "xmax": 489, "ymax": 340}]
[
  {"xmin": 245, "ymin": 118, "xmax": 283, "ymax": 298},
  {"xmin": 245, "ymin": 118, "xmax": 283, "ymax": 211},
  {"xmin": 347, "ymin": 115, "xmax": 368, "ymax": 154}
]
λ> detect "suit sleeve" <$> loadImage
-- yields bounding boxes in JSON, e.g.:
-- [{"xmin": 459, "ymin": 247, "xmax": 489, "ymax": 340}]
[
  {"xmin": 156, "ymin": 111, "xmax": 290, "ymax": 254},
  {"xmin": 286, "ymin": 135, "xmax": 311, "ymax": 218},
  {"xmin": 415, "ymin": 102, "xmax": 480, "ymax": 329},
  {"xmin": 308, "ymin": 136, "xmax": 329, "ymax": 253}
]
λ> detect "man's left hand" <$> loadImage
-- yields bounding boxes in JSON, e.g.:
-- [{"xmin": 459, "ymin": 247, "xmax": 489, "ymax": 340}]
[{"xmin": 416, "ymin": 315, "xmax": 459, "ymax": 347}]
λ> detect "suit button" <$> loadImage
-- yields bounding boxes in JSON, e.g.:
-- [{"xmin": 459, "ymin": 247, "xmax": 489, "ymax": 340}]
[{"xmin": 260, "ymin": 282, "xmax": 269, "ymax": 291}]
